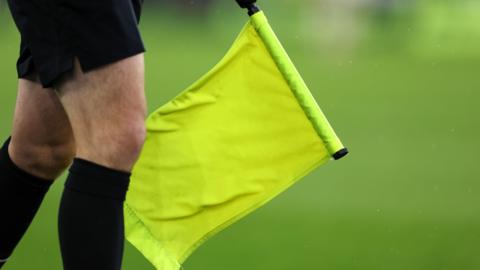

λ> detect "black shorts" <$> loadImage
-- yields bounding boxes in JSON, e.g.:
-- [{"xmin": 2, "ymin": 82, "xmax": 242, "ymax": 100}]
[{"xmin": 7, "ymin": 0, "xmax": 145, "ymax": 88}]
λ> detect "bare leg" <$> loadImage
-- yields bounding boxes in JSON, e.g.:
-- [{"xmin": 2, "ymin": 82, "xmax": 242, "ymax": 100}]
[
  {"xmin": 10, "ymin": 79, "xmax": 75, "ymax": 179},
  {"xmin": 56, "ymin": 55, "xmax": 147, "ymax": 172}
]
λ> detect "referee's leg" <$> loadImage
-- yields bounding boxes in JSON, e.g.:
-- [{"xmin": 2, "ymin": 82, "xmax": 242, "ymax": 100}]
[
  {"xmin": 55, "ymin": 54, "xmax": 146, "ymax": 270},
  {"xmin": 0, "ymin": 79, "xmax": 75, "ymax": 268}
]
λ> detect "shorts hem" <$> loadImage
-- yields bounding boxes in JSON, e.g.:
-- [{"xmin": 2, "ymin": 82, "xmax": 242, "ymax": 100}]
[{"xmin": 18, "ymin": 45, "xmax": 146, "ymax": 89}]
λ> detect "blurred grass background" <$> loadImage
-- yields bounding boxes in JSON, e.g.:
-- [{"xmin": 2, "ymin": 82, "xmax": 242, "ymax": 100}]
[{"xmin": 1, "ymin": 0, "xmax": 480, "ymax": 269}]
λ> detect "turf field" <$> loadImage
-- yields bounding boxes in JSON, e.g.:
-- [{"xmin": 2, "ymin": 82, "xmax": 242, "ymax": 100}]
[{"xmin": 1, "ymin": 2, "xmax": 479, "ymax": 270}]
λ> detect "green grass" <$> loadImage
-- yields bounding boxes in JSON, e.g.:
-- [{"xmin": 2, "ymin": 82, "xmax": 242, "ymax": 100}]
[{"xmin": 1, "ymin": 2, "xmax": 480, "ymax": 270}]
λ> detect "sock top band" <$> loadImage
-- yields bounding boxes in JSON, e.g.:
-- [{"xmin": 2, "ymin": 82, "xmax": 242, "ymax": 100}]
[
  {"xmin": 66, "ymin": 158, "xmax": 131, "ymax": 201},
  {"xmin": 0, "ymin": 137, "xmax": 54, "ymax": 190}
]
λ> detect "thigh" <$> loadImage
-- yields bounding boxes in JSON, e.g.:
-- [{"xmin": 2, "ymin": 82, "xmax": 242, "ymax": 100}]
[
  {"xmin": 9, "ymin": 79, "xmax": 75, "ymax": 178},
  {"xmin": 55, "ymin": 54, "xmax": 146, "ymax": 170}
]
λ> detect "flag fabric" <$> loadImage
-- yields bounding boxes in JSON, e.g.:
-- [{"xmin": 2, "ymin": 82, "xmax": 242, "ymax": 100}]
[{"xmin": 124, "ymin": 10, "xmax": 347, "ymax": 270}]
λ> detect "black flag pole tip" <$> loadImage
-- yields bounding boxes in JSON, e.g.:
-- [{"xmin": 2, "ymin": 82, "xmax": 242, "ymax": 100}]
[
  {"xmin": 236, "ymin": 0, "xmax": 260, "ymax": 16},
  {"xmin": 333, "ymin": 148, "xmax": 349, "ymax": 160}
]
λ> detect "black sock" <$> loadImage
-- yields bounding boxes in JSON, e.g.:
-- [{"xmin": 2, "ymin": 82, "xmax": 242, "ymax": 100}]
[
  {"xmin": 0, "ymin": 137, "xmax": 53, "ymax": 268},
  {"xmin": 58, "ymin": 158, "xmax": 131, "ymax": 270}
]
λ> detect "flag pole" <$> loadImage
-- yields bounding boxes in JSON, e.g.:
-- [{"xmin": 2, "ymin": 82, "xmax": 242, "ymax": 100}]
[{"xmin": 235, "ymin": 0, "xmax": 349, "ymax": 160}]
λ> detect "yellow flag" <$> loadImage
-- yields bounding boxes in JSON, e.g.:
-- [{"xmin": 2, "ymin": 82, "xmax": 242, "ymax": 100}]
[{"xmin": 124, "ymin": 11, "xmax": 347, "ymax": 270}]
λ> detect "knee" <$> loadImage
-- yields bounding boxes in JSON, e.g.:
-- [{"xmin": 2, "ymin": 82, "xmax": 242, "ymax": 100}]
[
  {"xmin": 112, "ymin": 120, "xmax": 147, "ymax": 163},
  {"xmin": 9, "ymin": 139, "xmax": 76, "ymax": 180},
  {"xmin": 87, "ymin": 118, "xmax": 147, "ymax": 171}
]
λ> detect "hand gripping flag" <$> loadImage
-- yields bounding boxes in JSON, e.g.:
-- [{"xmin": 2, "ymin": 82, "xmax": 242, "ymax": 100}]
[{"xmin": 124, "ymin": 4, "xmax": 348, "ymax": 270}]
